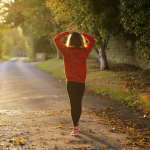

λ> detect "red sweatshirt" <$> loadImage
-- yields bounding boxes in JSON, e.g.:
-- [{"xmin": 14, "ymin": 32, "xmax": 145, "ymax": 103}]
[{"xmin": 54, "ymin": 31, "xmax": 95, "ymax": 83}]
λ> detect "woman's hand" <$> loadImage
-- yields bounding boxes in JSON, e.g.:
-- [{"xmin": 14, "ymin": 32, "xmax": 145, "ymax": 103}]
[
  {"xmin": 69, "ymin": 30, "xmax": 76, "ymax": 34},
  {"xmin": 76, "ymin": 30, "xmax": 84, "ymax": 35},
  {"xmin": 69, "ymin": 30, "xmax": 84, "ymax": 35}
]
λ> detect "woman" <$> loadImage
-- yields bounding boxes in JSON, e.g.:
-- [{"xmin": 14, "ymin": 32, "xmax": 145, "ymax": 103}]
[{"xmin": 54, "ymin": 30, "xmax": 95, "ymax": 136}]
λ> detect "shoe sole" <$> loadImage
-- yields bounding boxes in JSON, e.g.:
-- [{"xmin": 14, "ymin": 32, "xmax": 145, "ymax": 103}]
[{"xmin": 71, "ymin": 133, "xmax": 79, "ymax": 136}]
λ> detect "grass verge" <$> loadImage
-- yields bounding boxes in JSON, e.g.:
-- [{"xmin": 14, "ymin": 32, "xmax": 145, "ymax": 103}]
[
  {"xmin": 36, "ymin": 57, "xmax": 150, "ymax": 113},
  {"xmin": 37, "ymin": 57, "xmax": 65, "ymax": 80},
  {"xmin": 0, "ymin": 55, "xmax": 14, "ymax": 62},
  {"xmin": 25, "ymin": 57, "xmax": 37, "ymax": 62}
]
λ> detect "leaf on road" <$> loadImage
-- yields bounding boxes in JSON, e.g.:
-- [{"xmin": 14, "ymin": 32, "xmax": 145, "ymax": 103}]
[
  {"xmin": 55, "ymin": 111, "xmax": 60, "ymax": 114},
  {"xmin": 13, "ymin": 137, "xmax": 26, "ymax": 145},
  {"xmin": 56, "ymin": 124, "xmax": 62, "ymax": 128},
  {"xmin": 46, "ymin": 113, "xmax": 51, "ymax": 115},
  {"xmin": 102, "ymin": 146, "xmax": 109, "ymax": 148},
  {"xmin": 139, "ymin": 114, "xmax": 149, "ymax": 119}
]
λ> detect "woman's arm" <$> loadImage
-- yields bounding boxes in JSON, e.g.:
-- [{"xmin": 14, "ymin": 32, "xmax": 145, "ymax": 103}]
[
  {"xmin": 83, "ymin": 32, "xmax": 95, "ymax": 57},
  {"xmin": 53, "ymin": 31, "xmax": 70, "ymax": 56},
  {"xmin": 76, "ymin": 30, "xmax": 95, "ymax": 54}
]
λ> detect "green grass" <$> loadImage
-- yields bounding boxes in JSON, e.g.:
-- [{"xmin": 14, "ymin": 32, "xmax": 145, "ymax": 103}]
[
  {"xmin": 37, "ymin": 57, "xmax": 65, "ymax": 80},
  {"xmin": 25, "ymin": 57, "xmax": 37, "ymax": 62},
  {"xmin": 0, "ymin": 55, "xmax": 14, "ymax": 62},
  {"xmin": 36, "ymin": 56, "xmax": 150, "ymax": 113}
]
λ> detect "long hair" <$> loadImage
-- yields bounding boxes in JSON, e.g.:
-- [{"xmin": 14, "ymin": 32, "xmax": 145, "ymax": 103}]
[{"xmin": 66, "ymin": 32, "xmax": 87, "ymax": 50}]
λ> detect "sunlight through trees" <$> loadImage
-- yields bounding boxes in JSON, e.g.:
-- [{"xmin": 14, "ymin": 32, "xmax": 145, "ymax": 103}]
[{"xmin": 0, "ymin": 0, "xmax": 149, "ymax": 66}]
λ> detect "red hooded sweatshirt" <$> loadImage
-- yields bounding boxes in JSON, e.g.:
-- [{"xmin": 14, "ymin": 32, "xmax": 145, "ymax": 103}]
[{"xmin": 54, "ymin": 31, "xmax": 95, "ymax": 83}]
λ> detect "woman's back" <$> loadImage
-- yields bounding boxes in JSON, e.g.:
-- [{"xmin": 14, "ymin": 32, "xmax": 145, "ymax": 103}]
[{"xmin": 54, "ymin": 30, "xmax": 95, "ymax": 83}]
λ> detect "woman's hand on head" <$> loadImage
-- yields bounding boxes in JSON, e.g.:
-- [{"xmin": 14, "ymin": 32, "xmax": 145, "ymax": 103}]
[
  {"xmin": 69, "ymin": 30, "xmax": 84, "ymax": 35},
  {"xmin": 69, "ymin": 30, "xmax": 76, "ymax": 34},
  {"xmin": 76, "ymin": 30, "xmax": 84, "ymax": 35}
]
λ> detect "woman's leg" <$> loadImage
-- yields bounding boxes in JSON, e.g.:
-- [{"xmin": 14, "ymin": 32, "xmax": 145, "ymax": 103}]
[
  {"xmin": 67, "ymin": 81, "xmax": 85, "ymax": 127},
  {"xmin": 76, "ymin": 82, "xmax": 85, "ymax": 124},
  {"xmin": 67, "ymin": 81, "xmax": 78, "ymax": 127}
]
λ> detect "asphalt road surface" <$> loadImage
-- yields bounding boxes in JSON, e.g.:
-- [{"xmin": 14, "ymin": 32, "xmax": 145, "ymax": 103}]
[{"xmin": 0, "ymin": 58, "xmax": 141, "ymax": 150}]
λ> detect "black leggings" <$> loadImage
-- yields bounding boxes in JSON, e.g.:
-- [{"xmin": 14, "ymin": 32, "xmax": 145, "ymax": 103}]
[{"xmin": 67, "ymin": 81, "xmax": 85, "ymax": 127}]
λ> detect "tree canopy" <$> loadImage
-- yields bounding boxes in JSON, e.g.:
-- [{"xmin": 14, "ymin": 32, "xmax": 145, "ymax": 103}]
[
  {"xmin": 1, "ymin": 0, "xmax": 57, "ymax": 58},
  {"xmin": 1, "ymin": 0, "xmax": 150, "ymax": 64},
  {"xmin": 120, "ymin": 0, "xmax": 150, "ymax": 62},
  {"xmin": 46, "ymin": 0, "xmax": 123, "ymax": 69},
  {"xmin": 46, "ymin": 0, "xmax": 123, "ymax": 49}
]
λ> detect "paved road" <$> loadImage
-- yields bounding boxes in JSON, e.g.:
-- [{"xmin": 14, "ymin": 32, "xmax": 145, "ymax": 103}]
[{"xmin": 0, "ymin": 58, "xmax": 140, "ymax": 150}]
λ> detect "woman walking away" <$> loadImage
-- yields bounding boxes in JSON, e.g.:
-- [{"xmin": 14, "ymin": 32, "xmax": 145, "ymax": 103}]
[{"xmin": 54, "ymin": 30, "xmax": 95, "ymax": 136}]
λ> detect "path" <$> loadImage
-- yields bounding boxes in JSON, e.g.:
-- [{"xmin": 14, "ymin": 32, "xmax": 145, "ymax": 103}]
[{"xmin": 0, "ymin": 58, "xmax": 143, "ymax": 150}]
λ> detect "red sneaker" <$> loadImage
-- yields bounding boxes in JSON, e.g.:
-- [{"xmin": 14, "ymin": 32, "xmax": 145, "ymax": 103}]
[{"xmin": 71, "ymin": 129, "xmax": 79, "ymax": 136}]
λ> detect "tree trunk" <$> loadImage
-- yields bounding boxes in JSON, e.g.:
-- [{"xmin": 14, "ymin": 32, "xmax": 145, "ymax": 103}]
[
  {"xmin": 98, "ymin": 48, "xmax": 109, "ymax": 70},
  {"xmin": 57, "ymin": 49, "xmax": 62, "ymax": 59}
]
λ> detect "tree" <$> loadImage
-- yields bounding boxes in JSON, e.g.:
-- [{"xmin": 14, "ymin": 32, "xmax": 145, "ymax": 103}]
[
  {"xmin": 21, "ymin": 24, "xmax": 40, "ymax": 58},
  {"xmin": 19, "ymin": 0, "xmax": 60, "ymax": 57},
  {"xmin": 46, "ymin": 0, "xmax": 123, "ymax": 70},
  {"xmin": 34, "ymin": 36, "xmax": 53, "ymax": 53},
  {"xmin": 2, "ymin": 0, "xmax": 127, "ymax": 66},
  {"xmin": 120, "ymin": 0, "xmax": 150, "ymax": 62},
  {"xmin": 4, "ymin": 28, "xmax": 27, "ymax": 55},
  {"xmin": 0, "ymin": 23, "xmax": 8, "ymax": 58},
  {"xmin": 1, "ymin": 0, "xmax": 58, "ymax": 58}
]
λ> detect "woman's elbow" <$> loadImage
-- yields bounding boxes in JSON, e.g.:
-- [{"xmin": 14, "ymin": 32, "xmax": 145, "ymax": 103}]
[{"xmin": 53, "ymin": 37, "xmax": 57, "ymax": 42}]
